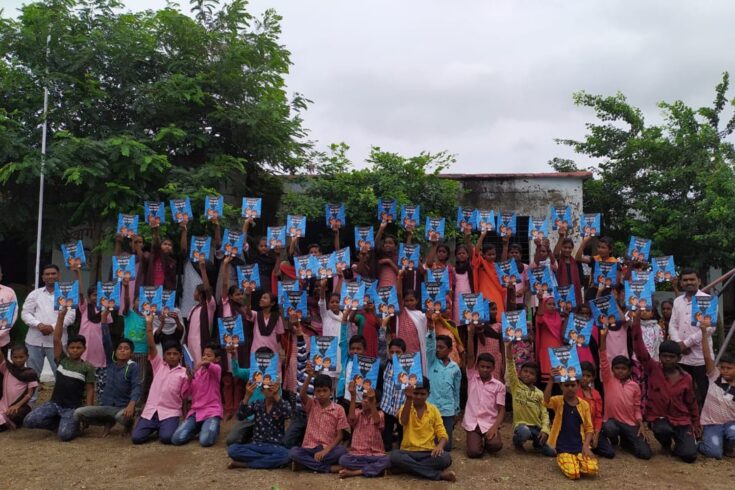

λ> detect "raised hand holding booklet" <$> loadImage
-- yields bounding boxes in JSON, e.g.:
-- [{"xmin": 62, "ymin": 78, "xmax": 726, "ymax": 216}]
[
  {"xmin": 589, "ymin": 295, "xmax": 622, "ymax": 328},
  {"xmin": 426, "ymin": 266, "xmax": 450, "ymax": 289},
  {"xmin": 189, "ymin": 235, "xmax": 211, "ymax": 263},
  {"xmin": 237, "ymin": 264, "xmax": 261, "ymax": 292},
  {"xmin": 250, "ymin": 351, "xmax": 279, "ymax": 386},
  {"xmin": 345, "ymin": 354, "xmax": 380, "ymax": 402},
  {"xmin": 457, "ymin": 207, "xmax": 476, "ymax": 232},
  {"xmin": 459, "ymin": 292, "xmax": 488, "ymax": 325},
  {"xmin": 354, "ymin": 226, "xmax": 375, "ymax": 252},
  {"xmin": 377, "ymin": 198, "xmax": 397, "ymax": 223},
  {"xmin": 495, "ymin": 259, "xmax": 522, "ymax": 288},
  {"xmin": 527, "ymin": 266, "xmax": 554, "ymax": 295},
  {"xmin": 652, "ymin": 256, "xmax": 676, "ymax": 283},
  {"xmin": 54, "ymin": 282, "xmax": 80, "ymax": 313},
  {"xmin": 282, "ymin": 290, "xmax": 308, "ymax": 320},
  {"xmin": 61, "ymin": 240, "xmax": 86, "ymax": 269},
  {"xmin": 315, "ymin": 252, "xmax": 337, "ymax": 279},
  {"xmin": 116, "ymin": 213, "xmax": 139, "ymax": 238},
  {"xmin": 554, "ymin": 284, "xmax": 577, "ymax": 312},
  {"xmin": 220, "ymin": 229, "xmax": 245, "ymax": 257},
  {"xmin": 241, "ymin": 197, "xmax": 262, "ymax": 219},
  {"xmin": 528, "ymin": 217, "xmax": 549, "ymax": 240},
  {"xmin": 421, "ymin": 281, "xmax": 447, "ymax": 313},
  {"xmin": 425, "ymin": 217, "xmax": 445, "ymax": 241},
  {"xmin": 341, "ymin": 281, "xmax": 366, "ymax": 311},
  {"xmin": 310, "ymin": 336, "xmax": 338, "ymax": 373},
  {"xmin": 138, "ymin": 286, "xmax": 163, "ymax": 316},
  {"xmin": 96, "ymin": 281, "xmax": 121, "ymax": 311},
  {"xmin": 373, "ymin": 286, "xmax": 400, "ymax": 318},
  {"xmin": 475, "ymin": 209, "xmax": 495, "ymax": 232},
  {"xmin": 580, "ymin": 213, "xmax": 601, "ymax": 238},
  {"xmin": 691, "ymin": 295, "xmax": 718, "ymax": 328},
  {"xmin": 548, "ymin": 345, "xmax": 582, "ymax": 382},
  {"xmin": 218, "ymin": 315, "xmax": 245, "ymax": 349},
  {"xmin": 501, "ymin": 309, "xmax": 528, "ymax": 342},
  {"xmin": 624, "ymin": 279, "xmax": 653, "ymax": 311},
  {"xmin": 400, "ymin": 204, "xmax": 420, "ymax": 230},
  {"xmin": 169, "ymin": 198, "xmax": 193, "ymax": 224},
  {"xmin": 267, "ymin": 226, "xmax": 286, "ymax": 250},
  {"xmin": 593, "ymin": 261, "xmax": 618, "ymax": 289},
  {"xmin": 144, "ymin": 201, "xmax": 166, "ymax": 227},
  {"xmin": 325, "ymin": 203, "xmax": 346, "ymax": 229},
  {"xmin": 627, "ymin": 236, "xmax": 652, "ymax": 262},
  {"xmin": 334, "ymin": 247, "xmax": 351, "ymax": 273},
  {"xmin": 286, "ymin": 215, "xmax": 306, "ymax": 238},
  {"xmin": 398, "ymin": 243, "xmax": 420, "ymax": 271},
  {"xmin": 392, "ymin": 352, "xmax": 423, "ymax": 390},
  {"xmin": 496, "ymin": 211, "xmax": 517, "ymax": 237},
  {"xmin": 564, "ymin": 313, "xmax": 594, "ymax": 347},
  {"xmin": 112, "ymin": 255, "xmax": 136, "ymax": 282},
  {"xmin": 550, "ymin": 205, "xmax": 572, "ymax": 231},
  {"xmin": 294, "ymin": 254, "xmax": 318, "ymax": 281},
  {"xmin": 0, "ymin": 302, "xmax": 17, "ymax": 330},
  {"xmin": 204, "ymin": 195, "xmax": 224, "ymax": 221},
  {"xmin": 161, "ymin": 290, "xmax": 176, "ymax": 315}
]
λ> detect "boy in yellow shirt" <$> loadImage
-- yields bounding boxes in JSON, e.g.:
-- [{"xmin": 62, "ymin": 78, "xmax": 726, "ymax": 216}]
[{"xmin": 388, "ymin": 378, "xmax": 456, "ymax": 482}]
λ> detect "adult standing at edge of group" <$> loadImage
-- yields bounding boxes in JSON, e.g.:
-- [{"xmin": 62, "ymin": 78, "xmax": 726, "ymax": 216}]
[
  {"xmin": 21, "ymin": 264, "xmax": 77, "ymax": 401},
  {"xmin": 669, "ymin": 268, "xmax": 712, "ymax": 408},
  {"xmin": 0, "ymin": 264, "xmax": 19, "ymax": 357}
]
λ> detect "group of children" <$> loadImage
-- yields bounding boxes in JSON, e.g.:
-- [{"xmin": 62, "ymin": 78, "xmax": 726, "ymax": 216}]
[{"xmin": 1, "ymin": 209, "xmax": 734, "ymax": 483}]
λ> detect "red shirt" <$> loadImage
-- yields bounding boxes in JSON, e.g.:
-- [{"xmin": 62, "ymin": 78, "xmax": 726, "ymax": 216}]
[
  {"xmin": 631, "ymin": 319, "xmax": 700, "ymax": 428},
  {"xmin": 359, "ymin": 312, "xmax": 380, "ymax": 358},
  {"xmin": 349, "ymin": 409, "xmax": 385, "ymax": 456},
  {"xmin": 302, "ymin": 397, "xmax": 350, "ymax": 449},
  {"xmin": 577, "ymin": 385, "xmax": 603, "ymax": 433}
]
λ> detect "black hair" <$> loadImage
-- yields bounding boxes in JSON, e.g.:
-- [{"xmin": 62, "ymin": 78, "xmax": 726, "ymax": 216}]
[
  {"xmin": 580, "ymin": 361, "xmax": 596, "ymax": 376},
  {"xmin": 255, "ymin": 346, "xmax": 274, "ymax": 355},
  {"xmin": 520, "ymin": 361, "xmax": 539, "ymax": 375},
  {"xmin": 436, "ymin": 243, "xmax": 450, "ymax": 254},
  {"xmin": 307, "ymin": 243, "xmax": 321, "ymax": 251},
  {"xmin": 415, "ymin": 376, "xmax": 430, "ymax": 393},
  {"xmin": 509, "ymin": 243, "xmax": 522, "ymax": 252},
  {"xmin": 10, "ymin": 343, "xmax": 29, "ymax": 356},
  {"xmin": 227, "ymin": 285, "xmax": 243, "ymax": 297},
  {"xmin": 42, "ymin": 264, "xmax": 60, "ymax": 273},
  {"xmin": 598, "ymin": 236, "xmax": 614, "ymax": 249},
  {"xmin": 162, "ymin": 340, "xmax": 183, "ymax": 354},
  {"xmin": 477, "ymin": 353, "xmax": 496, "ymax": 365},
  {"xmin": 482, "ymin": 243, "xmax": 496, "ymax": 254},
  {"xmin": 436, "ymin": 334, "xmax": 453, "ymax": 349},
  {"xmin": 314, "ymin": 374, "xmax": 332, "ymax": 389},
  {"xmin": 719, "ymin": 352, "xmax": 735, "ymax": 364},
  {"xmin": 561, "ymin": 237, "xmax": 575, "ymax": 247},
  {"xmin": 660, "ymin": 299, "xmax": 674, "ymax": 308},
  {"xmin": 68, "ymin": 334, "xmax": 86, "ymax": 347},
  {"xmin": 389, "ymin": 338, "xmax": 406, "ymax": 352},
  {"xmin": 205, "ymin": 342, "xmax": 224, "ymax": 358},
  {"xmin": 349, "ymin": 335, "xmax": 367, "ymax": 349},
  {"xmin": 403, "ymin": 289, "xmax": 418, "ymax": 300},
  {"xmin": 679, "ymin": 267, "xmax": 699, "ymax": 278},
  {"xmin": 116, "ymin": 338, "xmax": 135, "ymax": 351},
  {"xmin": 611, "ymin": 355, "xmax": 631, "ymax": 368},
  {"xmin": 658, "ymin": 340, "xmax": 682, "ymax": 356}
]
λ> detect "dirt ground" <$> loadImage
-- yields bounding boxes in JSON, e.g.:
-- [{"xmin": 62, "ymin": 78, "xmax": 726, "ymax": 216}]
[{"xmin": 2, "ymin": 384, "xmax": 734, "ymax": 489}]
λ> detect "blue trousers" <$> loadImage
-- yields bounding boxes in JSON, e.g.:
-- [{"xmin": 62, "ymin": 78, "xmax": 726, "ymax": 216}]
[
  {"xmin": 23, "ymin": 401, "xmax": 79, "ymax": 441},
  {"xmin": 228, "ymin": 442, "xmax": 291, "ymax": 468},
  {"xmin": 512, "ymin": 424, "xmax": 556, "ymax": 456},
  {"xmin": 441, "ymin": 415, "xmax": 455, "ymax": 451},
  {"xmin": 171, "ymin": 415, "xmax": 221, "ymax": 447},
  {"xmin": 289, "ymin": 444, "xmax": 347, "ymax": 473},
  {"xmin": 131, "ymin": 413, "xmax": 179, "ymax": 444},
  {"xmin": 699, "ymin": 422, "xmax": 735, "ymax": 459},
  {"xmin": 338, "ymin": 453, "xmax": 391, "ymax": 477},
  {"xmin": 388, "ymin": 449, "xmax": 451, "ymax": 481}
]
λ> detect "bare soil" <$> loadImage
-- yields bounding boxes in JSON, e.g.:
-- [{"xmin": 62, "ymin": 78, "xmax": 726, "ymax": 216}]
[{"xmin": 2, "ymin": 384, "xmax": 733, "ymax": 489}]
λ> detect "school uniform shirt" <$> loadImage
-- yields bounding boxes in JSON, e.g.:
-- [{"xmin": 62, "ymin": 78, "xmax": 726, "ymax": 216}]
[
  {"xmin": 21, "ymin": 286, "xmax": 76, "ymax": 348},
  {"xmin": 700, "ymin": 367, "xmax": 735, "ymax": 426},
  {"xmin": 379, "ymin": 361, "xmax": 405, "ymax": 417},
  {"xmin": 669, "ymin": 291, "xmax": 714, "ymax": 366},
  {"xmin": 350, "ymin": 409, "xmax": 386, "ymax": 456},
  {"xmin": 462, "ymin": 368, "xmax": 506, "ymax": 433},
  {"xmin": 545, "ymin": 396, "xmax": 593, "ymax": 451},
  {"xmin": 246, "ymin": 311, "xmax": 285, "ymax": 356},
  {"xmin": 241, "ymin": 398, "xmax": 293, "ymax": 444},
  {"xmin": 185, "ymin": 363, "xmax": 223, "ymax": 421},
  {"xmin": 398, "ymin": 401, "xmax": 448, "ymax": 451},
  {"xmin": 101, "ymin": 360, "xmax": 141, "ymax": 408},
  {"xmin": 425, "ymin": 331, "xmax": 461, "ymax": 417},
  {"xmin": 599, "ymin": 350, "xmax": 642, "ymax": 426},
  {"xmin": 78, "ymin": 301, "xmax": 110, "ymax": 369},
  {"xmin": 141, "ymin": 355, "xmax": 189, "ymax": 421},
  {"xmin": 301, "ymin": 397, "xmax": 350, "ymax": 449},
  {"xmin": 319, "ymin": 299, "xmax": 344, "ymax": 371},
  {"xmin": 576, "ymin": 386, "xmax": 603, "ymax": 433},
  {"xmin": 50, "ymin": 354, "xmax": 95, "ymax": 409},
  {"xmin": 0, "ymin": 360, "xmax": 39, "ymax": 425},
  {"xmin": 0, "ymin": 284, "xmax": 18, "ymax": 348},
  {"xmin": 505, "ymin": 353, "xmax": 550, "ymax": 433}
]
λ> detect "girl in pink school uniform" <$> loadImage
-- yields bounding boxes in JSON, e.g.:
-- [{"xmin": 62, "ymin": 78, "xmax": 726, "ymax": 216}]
[
  {"xmin": 395, "ymin": 270, "xmax": 428, "ymax": 373},
  {"xmin": 131, "ymin": 315, "xmax": 189, "ymax": 445},
  {"xmin": 536, "ymin": 293, "xmax": 564, "ymax": 384},
  {"xmin": 472, "ymin": 302, "xmax": 504, "ymax": 382},
  {"xmin": 0, "ymin": 344, "xmax": 38, "ymax": 430},
  {"xmin": 220, "ymin": 255, "xmax": 250, "ymax": 419},
  {"xmin": 452, "ymin": 244, "xmax": 474, "ymax": 325},
  {"xmin": 185, "ymin": 255, "xmax": 216, "ymax": 365},
  {"xmin": 171, "ymin": 344, "xmax": 223, "ymax": 447}
]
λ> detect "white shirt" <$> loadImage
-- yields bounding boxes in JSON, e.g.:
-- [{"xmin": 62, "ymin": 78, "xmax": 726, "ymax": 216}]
[
  {"xmin": 668, "ymin": 290, "xmax": 712, "ymax": 366},
  {"xmin": 318, "ymin": 298, "xmax": 344, "ymax": 374},
  {"xmin": 21, "ymin": 286, "xmax": 76, "ymax": 348}
]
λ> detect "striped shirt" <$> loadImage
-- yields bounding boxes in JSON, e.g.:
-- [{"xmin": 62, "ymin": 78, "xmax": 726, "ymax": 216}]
[
  {"xmin": 295, "ymin": 335, "xmax": 315, "ymax": 412},
  {"xmin": 349, "ymin": 409, "xmax": 385, "ymax": 456},
  {"xmin": 379, "ymin": 361, "xmax": 405, "ymax": 416},
  {"xmin": 302, "ymin": 397, "xmax": 349, "ymax": 449}
]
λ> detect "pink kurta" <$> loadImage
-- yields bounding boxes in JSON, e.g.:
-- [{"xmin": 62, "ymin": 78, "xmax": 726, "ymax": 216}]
[
  {"xmin": 79, "ymin": 301, "xmax": 108, "ymax": 369},
  {"xmin": 0, "ymin": 361, "xmax": 38, "ymax": 428},
  {"xmin": 453, "ymin": 271, "xmax": 472, "ymax": 324},
  {"xmin": 396, "ymin": 309, "xmax": 421, "ymax": 354},
  {"xmin": 378, "ymin": 263, "xmax": 398, "ymax": 288},
  {"xmin": 475, "ymin": 322, "xmax": 504, "ymax": 382},
  {"xmin": 248, "ymin": 311, "xmax": 285, "ymax": 355},
  {"xmin": 185, "ymin": 363, "xmax": 223, "ymax": 421}
]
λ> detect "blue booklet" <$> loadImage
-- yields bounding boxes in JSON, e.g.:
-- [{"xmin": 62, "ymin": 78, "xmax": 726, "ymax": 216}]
[
  {"xmin": 589, "ymin": 295, "xmax": 622, "ymax": 327},
  {"xmin": 652, "ymin": 256, "xmax": 676, "ymax": 283},
  {"xmin": 334, "ymin": 247, "xmax": 351, "ymax": 273},
  {"xmin": 425, "ymin": 266, "xmax": 450, "ymax": 289},
  {"xmin": 475, "ymin": 209, "xmax": 495, "ymax": 232},
  {"xmin": 392, "ymin": 352, "xmax": 423, "ymax": 390},
  {"xmin": 182, "ymin": 344, "xmax": 195, "ymax": 370},
  {"xmin": 398, "ymin": 243, "xmax": 420, "ymax": 271},
  {"xmin": 502, "ymin": 309, "xmax": 528, "ymax": 342},
  {"xmin": 282, "ymin": 290, "xmax": 308, "ymax": 320},
  {"xmin": 373, "ymin": 286, "xmax": 399, "ymax": 318},
  {"xmin": 116, "ymin": 213, "xmax": 139, "ymax": 238},
  {"xmin": 61, "ymin": 240, "xmax": 86, "ymax": 269},
  {"xmin": 315, "ymin": 252, "xmax": 337, "ymax": 279},
  {"xmin": 138, "ymin": 286, "xmax": 163, "ymax": 316},
  {"xmin": 425, "ymin": 217, "xmax": 445, "ymax": 241},
  {"xmin": 250, "ymin": 351, "xmax": 279, "ymax": 385},
  {"xmin": 237, "ymin": 264, "xmax": 261, "ymax": 292},
  {"xmin": 218, "ymin": 315, "xmax": 245, "ymax": 349},
  {"xmin": 204, "ymin": 195, "xmax": 224, "ymax": 221},
  {"xmin": 564, "ymin": 313, "xmax": 594, "ymax": 347},
  {"xmin": 495, "ymin": 259, "xmax": 522, "ymax": 288},
  {"xmin": 54, "ymin": 281, "xmax": 79, "ymax": 311},
  {"xmin": 325, "ymin": 203, "xmax": 346, "ymax": 229},
  {"xmin": 286, "ymin": 215, "xmax": 306, "ymax": 238},
  {"xmin": 96, "ymin": 281, "xmax": 121, "ymax": 311},
  {"xmin": 421, "ymin": 281, "xmax": 447, "ymax": 313},
  {"xmin": 691, "ymin": 295, "xmax": 718, "ymax": 328},
  {"xmin": 144, "ymin": 201, "xmax": 166, "ymax": 227},
  {"xmin": 580, "ymin": 213, "xmax": 601, "ymax": 238},
  {"xmin": 0, "ymin": 302, "xmax": 16, "ymax": 331},
  {"xmin": 627, "ymin": 236, "xmax": 652, "ymax": 262},
  {"xmin": 294, "ymin": 254, "xmax": 318, "ymax": 281},
  {"xmin": 345, "ymin": 354, "xmax": 380, "ymax": 402},
  {"xmin": 456, "ymin": 207, "xmax": 476, "ymax": 232},
  {"xmin": 458, "ymin": 292, "xmax": 488, "ymax": 325},
  {"xmin": 550, "ymin": 205, "xmax": 572, "ymax": 231},
  {"xmin": 361, "ymin": 277, "xmax": 379, "ymax": 301},
  {"xmin": 527, "ymin": 266, "xmax": 554, "ymax": 295},
  {"xmin": 549, "ymin": 345, "xmax": 582, "ymax": 382},
  {"xmin": 624, "ymin": 279, "xmax": 653, "ymax": 311},
  {"xmin": 161, "ymin": 290, "xmax": 176, "ymax": 315},
  {"xmin": 593, "ymin": 261, "xmax": 618, "ymax": 289},
  {"xmin": 377, "ymin": 198, "xmax": 396, "ymax": 223},
  {"xmin": 241, "ymin": 197, "xmax": 262, "ymax": 219},
  {"xmin": 354, "ymin": 226, "xmax": 375, "ymax": 252},
  {"xmin": 311, "ymin": 336, "xmax": 338, "ymax": 373},
  {"xmin": 554, "ymin": 284, "xmax": 577, "ymax": 311},
  {"xmin": 267, "ymin": 226, "xmax": 286, "ymax": 249},
  {"xmin": 112, "ymin": 255, "xmax": 136, "ymax": 282},
  {"xmin": 528, "ymin": 217, "xmax": 549, "ymax": 240},
  {"xmin": 496, "ymin": 211, "xmax": 517, "ymax": 237},
  {"xmin": 400, "ymin": 204, "xmax": 420, "ymax": 230},
  {"xmin": 189, "ymin": 235, "xmax": 211, "ymax": 263},
  {"xmin": 220, "ymin": 229, "xmax": 245, "ymax": 257},
  {"xmin": 341, "ymin": 281, "xmax": 366, "ymax": 311},
  {"xmin": 631, "ymin": 269, "xmax": 655, "ymax": 287},
  {"xmin": 277, "ymin": 279, "xmax": 300, "ymax": 299},
  {"xmin": 169, "ymin": 198, "xmax": 193, "ymax": 224}
]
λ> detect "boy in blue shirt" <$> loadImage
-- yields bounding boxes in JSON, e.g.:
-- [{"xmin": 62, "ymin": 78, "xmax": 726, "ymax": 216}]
[{"xmin": 426, "ymin": 314, "xmax": 461, "ymax": 450}]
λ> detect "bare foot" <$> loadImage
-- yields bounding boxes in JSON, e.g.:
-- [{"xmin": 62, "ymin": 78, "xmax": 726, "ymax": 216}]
[
  {"xmin": 338, "ymin": 469, "xmax": 362, "ymax": 479},
  {"xmin": 440, "ymin": 470, "xmax": 457, "ymax": 482},
  {"xmin": 330, "ymin": 464, "xmax": 342, "ymax": 473},
  {"xmin": 101, "ymin": 423, "xmax": 115, "ymax": 438},
  {"xmin": 227, "ymin": 461, "xmax": 248, "ymax": 470}
]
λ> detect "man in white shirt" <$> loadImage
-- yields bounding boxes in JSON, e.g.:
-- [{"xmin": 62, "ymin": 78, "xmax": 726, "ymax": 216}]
[
  {"xmin": 0, "ymin": 264, "xmax": 19, "ymax": 356},
  {"xmin": 21, "ymin": 264, "xmax": 76, "ymax": 384},
  {"xmin": 668, "ymin": 268, "xmax": 712, "ymax": 407}
]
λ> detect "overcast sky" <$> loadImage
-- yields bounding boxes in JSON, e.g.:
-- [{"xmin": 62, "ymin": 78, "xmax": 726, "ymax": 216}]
[{"xmin": 3, "ymin": 0, "xmax": 735, "ymax": 172}]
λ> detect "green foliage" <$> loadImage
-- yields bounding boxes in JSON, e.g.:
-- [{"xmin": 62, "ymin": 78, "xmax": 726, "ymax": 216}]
[
  {"xmin": 281, "ymin": 144, "xmax": 462, "ymax": 249},
  {"xmin": 554, "ymin": 73, "xmax": 735, "ymax": 270},
  {"xmin": 0, "ymin": 0, "xmax": 309, "ymax": 253}
]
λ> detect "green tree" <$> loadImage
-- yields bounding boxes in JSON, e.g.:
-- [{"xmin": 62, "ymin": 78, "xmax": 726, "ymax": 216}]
[
  {"xmin": 553, "ymin": 73, "xmax": 735, "ymax": 270},
  {"xmin": 280, "ymin": 144, "xmax": 462, "ymax": 249},
  {"xmin": 0, "ymin": 0, "xmax": 310, "ymax": 277}
]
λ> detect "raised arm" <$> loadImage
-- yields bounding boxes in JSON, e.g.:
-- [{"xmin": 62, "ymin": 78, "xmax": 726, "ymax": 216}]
[
  {"xmin": 500, "ymin": 234, "xmax": 510, "ymax": 261},
  {"xmin": 397, "ymin": 270, "xmax": 405, "ymax": 308},
  {"xmin": 466, "ymin": 324, "xmax": 477, "ymax": 370},
  {"xmin": 399, "ymin": 385, "xmax": 414, "ymax": 426},
  {"xmin": 375, "ymin": 221, "xmax": 387, "ymax": 250},
  {"xmin": 145, "ymin": 314, "xmax": 157, "ymax": 360},
  {"xmin": 475, "ymin": 230, "xmax": 487, "ymax": 255},
  {"xmin": 73, "ymin": 267, "xmax": 84, "ymax": 305},
  {"xmin": 464, "ymin": 227, "xmax": 475, "ymax": 257},
  {"xmin": 122, "ymin": 277, "xmax": 131, "ymax": 315},
  {"xmin": 575, "ymin": 236, "xmax": 593, "ymax": 264},
  {"xmin": 700, "ymin": 322, "xmax": 715, "ymax": 376},
  {"xmin": 179, "ymin": 222, "xmax": 188, "ymax": 255},
  {"xmin": 53, "ymin": 309, "xmax": 67, "ymax": 361},
  {"xmin": 333, "ymin": 225, "xmax": 340, "ymax": 252},
  {"xmin": 221, "ymin": 255, "xmax": 233, "ymax": 295},
  {"xmin": 212, "ymin": 219, "xmax": 222, "ymax": 250}
]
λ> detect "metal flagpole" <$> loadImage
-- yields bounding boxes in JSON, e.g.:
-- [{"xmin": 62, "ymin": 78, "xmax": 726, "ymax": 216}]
[{"xmin": 34, "ymin": 31, "xmax": 51, "ymax": 288}]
